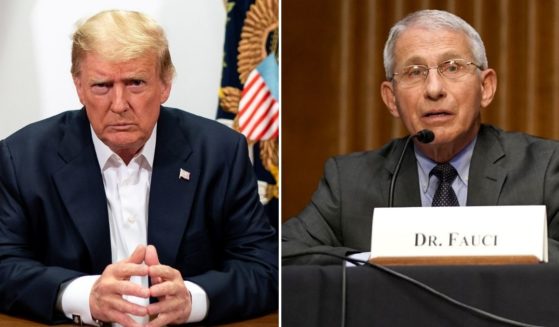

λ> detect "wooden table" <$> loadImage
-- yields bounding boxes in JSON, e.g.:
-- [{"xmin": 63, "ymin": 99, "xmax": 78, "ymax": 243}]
[{"xmin": 0, "ymin": 312, "xmax": 278, "ymax": 326}]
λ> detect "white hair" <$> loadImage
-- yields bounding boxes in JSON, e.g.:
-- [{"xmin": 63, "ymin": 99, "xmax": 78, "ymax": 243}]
[{"xmin": 383, "ymin": 9, "xmax": 488, "ymax": 80}]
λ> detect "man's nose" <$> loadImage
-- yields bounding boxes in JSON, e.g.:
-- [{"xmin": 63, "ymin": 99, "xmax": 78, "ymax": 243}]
[
  {"xmin": 111, "ymin": 85, "xmax": 129, "ymax": 113},
  {"xmin": 423, "ymin": 69, "xmax": 446, "ymax": 100}
]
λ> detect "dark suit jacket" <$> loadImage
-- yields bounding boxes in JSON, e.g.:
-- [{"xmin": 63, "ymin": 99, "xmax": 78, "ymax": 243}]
[
  {"xmin": 282, "ymin": 124, "xmax": 559, "ymax": 265},
  {"xmin": 0, "ymin": 107, "xmax": 277, "ymax": 324}
]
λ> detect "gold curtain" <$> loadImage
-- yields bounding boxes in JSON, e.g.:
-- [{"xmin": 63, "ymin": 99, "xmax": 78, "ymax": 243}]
[{"xmin": 282, "ymin": 0, "xmax": 559, "ymax": 220}]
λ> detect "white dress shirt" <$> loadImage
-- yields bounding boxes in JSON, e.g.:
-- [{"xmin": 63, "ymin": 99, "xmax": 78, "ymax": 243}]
[
  {"xmin": 59, "ymin": 125, "xmax": 208, "ymax": 325},
  {"xmin": 415, "ymin": 138, "xmax": 476, "ymax": 207}
]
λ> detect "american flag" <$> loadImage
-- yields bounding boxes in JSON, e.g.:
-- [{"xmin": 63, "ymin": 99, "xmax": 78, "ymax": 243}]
[
  {"xmin": 179, "ymin": 168, "xmax": 190, "ymax": 180},
  {"xmin": 238, "ymin": 54, "xmax": 279, "ymax": 142}
]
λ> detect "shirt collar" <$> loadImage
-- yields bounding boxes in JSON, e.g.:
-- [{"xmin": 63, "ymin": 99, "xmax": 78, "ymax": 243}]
[
  {"xmin": 91, "ymin": 124, "xmax": 157, "ymax": 170},
  {"xmin": 415, "ymin": 136, "xmax": 477, "ymax": 193}
]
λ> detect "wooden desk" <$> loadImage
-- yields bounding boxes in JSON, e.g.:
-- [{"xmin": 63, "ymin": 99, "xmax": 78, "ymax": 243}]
[
  {"xmin": 0, "ymin": 312, "xmax": 278, "ymax": 326},
  {"xmin": 0, "ymin": 314, "xmax": 73, "ymax": 327},
  {"xmin": 218, "ymin": 312, "xmax": 278, "ymax": 327}
]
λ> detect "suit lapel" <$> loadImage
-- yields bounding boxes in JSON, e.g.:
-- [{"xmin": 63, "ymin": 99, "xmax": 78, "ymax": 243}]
[
  {"xmin": 383, "ymin": 138, "xmax": 422, "ymax": 207},
  {"xmin": 147, "ymin": 109, "xmax": 196, "ymax": 266},
  {"xmin": 52, "ymin": 110, "xmax": 111, "ymax": 273},
  {"xmin": 467, "ymin": 125, "xmax": 507, "ymax": 205}
]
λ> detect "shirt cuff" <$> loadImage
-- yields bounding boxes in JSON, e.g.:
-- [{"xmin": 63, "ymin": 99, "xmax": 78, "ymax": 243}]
[
  {"xmin": 59, "ymin": 275, "xmax": 101, "ymax": 326},
  {"xmin": 185, "ymin": 280, "xmax": 209, "ymax": 322},
  {"xmin": 59, "ymin": 276, "xmax": 208, "ymax": 324}
]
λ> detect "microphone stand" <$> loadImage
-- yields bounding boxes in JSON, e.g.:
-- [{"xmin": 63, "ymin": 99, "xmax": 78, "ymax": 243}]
[{"xmin": 388, "ymin": 129, "xmax": 434, "ymax": 207}]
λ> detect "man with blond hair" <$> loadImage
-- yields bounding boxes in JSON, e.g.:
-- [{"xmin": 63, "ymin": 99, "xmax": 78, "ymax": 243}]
[{"xmin": 0, "ymin": 10, "xmax": 277, "ymax": 326}]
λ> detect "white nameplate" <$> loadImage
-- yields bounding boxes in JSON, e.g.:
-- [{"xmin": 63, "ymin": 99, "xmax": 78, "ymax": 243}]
[{"xmin": 370, "ymin": 206, "xmax": 547, "ymax": 264}]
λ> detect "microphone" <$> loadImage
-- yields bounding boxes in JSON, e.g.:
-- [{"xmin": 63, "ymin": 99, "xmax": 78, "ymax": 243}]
[
  {"xmin": 388, "ymin": 129, "xmax": 435, "ymax": 207},
  {"xmin": 415, "ymin": 129, "xmax": 435, "ymax": 144}
]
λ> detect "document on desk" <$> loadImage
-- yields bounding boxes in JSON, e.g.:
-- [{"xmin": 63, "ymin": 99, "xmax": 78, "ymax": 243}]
[{"xmin": 370, "ymin": 205, "xmax": 547, "ymax": 265}]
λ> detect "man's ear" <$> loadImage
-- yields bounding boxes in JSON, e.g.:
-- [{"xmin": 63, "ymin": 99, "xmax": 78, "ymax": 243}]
[
  {"xmin": 159, "ymin": 78, "xmax": 172, "ymax": 104},
  {"xmin": 73, "ymin": 75, "xmax": 85, "ymax": 105},
  {"xmin": 381, "ymin": 81, "xmax": 400, "ymax": 118},
  {"xmin": 480, "ymin": 68, "xmax": 497, "ymax": 108}
]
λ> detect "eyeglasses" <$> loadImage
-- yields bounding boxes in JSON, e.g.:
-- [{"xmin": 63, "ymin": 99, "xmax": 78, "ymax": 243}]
[{"xmin": 391, "ymin": 59, "xmax": 483, "ymax": 86}]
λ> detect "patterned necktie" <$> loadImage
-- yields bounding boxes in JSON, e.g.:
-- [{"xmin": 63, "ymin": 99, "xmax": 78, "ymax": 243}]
[{"xmin": 430, "ymin": 163, "xmax": 459, "ymax": 206}]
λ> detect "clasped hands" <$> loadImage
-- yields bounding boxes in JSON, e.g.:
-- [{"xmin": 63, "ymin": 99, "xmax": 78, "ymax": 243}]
[{"xmin": 89, "ymin": 245, "xmax": 191, "ymax": 327}]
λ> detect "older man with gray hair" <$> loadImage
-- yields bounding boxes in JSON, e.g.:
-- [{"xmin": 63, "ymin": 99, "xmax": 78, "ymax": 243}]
[{"xmin": 282, "ymin": 9, "xmax": 559, "ymax": 265}]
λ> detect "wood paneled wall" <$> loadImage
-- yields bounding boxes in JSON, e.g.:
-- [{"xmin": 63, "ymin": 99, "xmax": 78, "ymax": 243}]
[{"xmin": 282, "ymin": 0, "xmax": 559, "ymax": 221}]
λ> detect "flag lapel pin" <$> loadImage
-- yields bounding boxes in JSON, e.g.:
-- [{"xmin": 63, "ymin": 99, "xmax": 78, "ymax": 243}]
[{"xmin": 179, "ymin": 168, "xmax": 191, "ymax": 181}]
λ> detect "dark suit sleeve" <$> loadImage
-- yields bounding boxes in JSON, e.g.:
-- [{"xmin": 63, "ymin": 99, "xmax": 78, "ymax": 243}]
[
  {"xmin": 0, "ymin": 140, "xmax": 84, "ymax": 323},
  {"xmin": 282, "ymin": 157, "xmax": 359, "ymax": 265},
  {"xmin": 186, "ymin": 135, "xmax": 278, "ymax": 324}
]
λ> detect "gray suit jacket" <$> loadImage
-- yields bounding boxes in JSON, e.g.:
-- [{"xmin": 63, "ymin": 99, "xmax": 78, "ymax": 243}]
[{"xmin": 282, "ymin": 124, "xmax": 559, "ymax": 265}]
